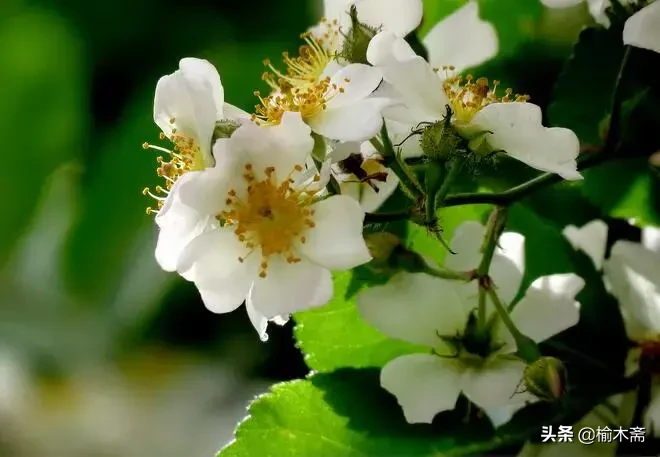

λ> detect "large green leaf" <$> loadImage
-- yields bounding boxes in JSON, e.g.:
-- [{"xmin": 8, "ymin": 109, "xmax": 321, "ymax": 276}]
[
  {"xmin": 219, "ymin": 368, "xmax": 613, "ymax": 457},
  {"xmin": 582, "ymin": 158, "xmax": 660, "ymax": 226},
  {"xmin": 548, "ymin": 26, "xmax": 625, "ymax": 145}
]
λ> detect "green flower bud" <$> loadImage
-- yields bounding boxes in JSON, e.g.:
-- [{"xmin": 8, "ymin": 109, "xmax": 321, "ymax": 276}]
[
  {"xmin": 523, "ymin": 356, "xmax": 567, "ymax": 402},
  {"xmin": 339, "ymin": 5, "xmax": 380, "ymax": 65},
  {"xmin": 420, "ymin": 116, "xmax": 465, "ymax": 162},
  {"xmin": 212, "ymin": 119, "xmax": 241, "ymax": 141}
]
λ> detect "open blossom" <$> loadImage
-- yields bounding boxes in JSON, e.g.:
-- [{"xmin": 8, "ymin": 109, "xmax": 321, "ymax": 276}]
[
  {"xmin": 563, "ymin": 220, "xmax": 660, "ymax": 435},
  {"xmin": 366, "ymin": 32, "xmax": 582, "ymax": 180},
  {"xmin": 159, "ymin": 112, "xmax": 372, "ymax": 337},
  {"xmin": 356, "ymin": 221, "xmax": 583, "ymax": 426},
  {"xmin": 143, "ymin": 57, "xmax": 249, "ymax": 272},
  {"xmin": 623, "ymin": 0, "xmax": 660, "ymax": 55}
]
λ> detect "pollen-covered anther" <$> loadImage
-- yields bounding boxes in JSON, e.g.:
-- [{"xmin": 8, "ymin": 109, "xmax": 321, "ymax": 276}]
[
  {"xmin": 220, "ymin": 164, "xmax": 320, "ymax": 276},
  {"xmin": 441, "ymin": 70, "xmax": 530, "ymax": 123}
]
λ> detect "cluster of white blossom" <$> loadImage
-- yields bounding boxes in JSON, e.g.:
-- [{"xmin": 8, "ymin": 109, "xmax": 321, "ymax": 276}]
[{"xmin": 140, "ymin": 0, "xmax": 660, "ymax": 436}]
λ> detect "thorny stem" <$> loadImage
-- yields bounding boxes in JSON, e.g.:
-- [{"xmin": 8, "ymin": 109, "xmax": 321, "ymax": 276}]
[
  {"xmin": 423, "ymin": 264, "xmax": 473, "ymax": 282},
  {"xmin": 379, "ymin": 123, "xmax": 425, "ymax": 200},
  {"xmin": 364, "ymin": 209, "xmax": 412, "ymax": 224}
]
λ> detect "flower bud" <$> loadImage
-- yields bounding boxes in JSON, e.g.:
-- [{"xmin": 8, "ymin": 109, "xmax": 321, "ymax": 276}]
[
  {"xmin": 212, "ymin": 119, "xmax": 241, "ymax": 141},
  {"xmin": 420, "ymin": 116, "xmax": 465, "ymax": 162},
  {"xmin": 522, "ymin": 356, "xmax": 567, "ymax": 402},
  {"xmin": 339, "ymin": 5, "xmax": 379, "ymax": 65}
]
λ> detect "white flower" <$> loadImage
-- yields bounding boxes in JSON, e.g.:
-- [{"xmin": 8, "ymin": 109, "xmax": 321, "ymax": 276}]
[
  {"xmin": 330, "ymin": 141, "xmax": 400, "ymax": 213},
  {"xmin": 144, "ymin": 58, "xmax": 249, "ymax": 272},
  {"xmin": 422, "ymin": 1, "xmax": 499, "ymax": 73},
  {"xmin": 366, "ymin": 33, "xmax": 583, "ymax": 180},
  {"xmin": 356, "ymin": 221, "xmax": 583, "ymax": 426},
  {"xmin": 562, "ymin": 219, "xmax": 609, "ymax": 270},
  {"xmin": 598, "ymin": 224, "xmax": 660, "ymax": 435},
  {"xmin": 623, "ymin": 0, "xmax": 660, "ymax": 55},
  {"xmin": 254, "ymin": 62, "xmax": 390, "ymax": 142},
  {"xmin": 161, "ymin": 112, "xmax": 372, "ymax": 336}
]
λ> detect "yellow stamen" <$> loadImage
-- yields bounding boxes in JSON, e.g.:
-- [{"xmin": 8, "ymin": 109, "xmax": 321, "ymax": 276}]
[
  {"xmin": 440, "ymin": 66, "xmax": 530, "ymax": 123},
  {"xmin": 142, "ymin": 118, "xmax": 208, "ymax": 215},
  {"xmin": 218, "ymin": 163, "xmax": 321, "ymax": 277}
]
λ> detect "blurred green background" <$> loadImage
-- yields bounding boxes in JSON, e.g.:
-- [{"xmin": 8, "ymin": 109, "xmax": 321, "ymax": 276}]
[
  {"xmin": 0, "ymin": 0, "xmax": 602, "ymax": 455},
  {"xmin": 0, "ymin": 0, "xmax": 318, "ymax": 454}
]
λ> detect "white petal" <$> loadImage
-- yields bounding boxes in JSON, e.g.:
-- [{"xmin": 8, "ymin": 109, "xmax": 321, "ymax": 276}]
[
  {"xmin": 462, "ymin": 357, "xmax": 530, "ymax": 412},
  {"xmin": 445, "ymin": 220, "xmax": 487, "ymax": 271},
  {"xmin": 480, "ymin": 405, "xmax": 520, "ymax": 428},
  {"xmin": 562, "ymin": 219, "xmax": 608, "ymax": 270},
  {"xmin": 587, "ymin": 0, "xmax": 611, "ymax": 27},
  {"xmin": 423, "ymin": 1, "xmax": 499, "ymax": 72},
  {"xmin": 328, "ymin": 141, "xmax": 360, "ymax": 162},
  {"xmin": 323, "ymin": 0, "xmax": 354, "ymax": 32},
  {"xmin": 380, "ymin": 354, "xmax": 463, "ymax": 424},
  {"xmin": 327, "ymin": 64, "xmax": 383, "ymax": 109},
  {"xmin": 623, "ymin": 1, "xmax": 660, "ymax": 55},
  {"xmin": 642, "ymin": 225, "xmax": 660, "ymax": 254},
  {"xmin": 224, "ymin": 114, "xmax": 313, "ymax": 182},
  {"xmin": 153, "ymin": 58, "xmax": 221, "ymax": 162},
  {"xmin": 309, "ymin": 97, "xmax": 390, "ymax": 142},
  {"xmin": 298, "ymin": 195, "xmax": 372, "ymax": 270},
  {"xmin": 154, "ymin": 173, "xmax": 214, "ymax": 272},
  {"xmin": 245, "ymin": 291, "xmax": 289, "ymax": 342},
  {"xmin": 356, "ymin": 0, "xmax": 423, "ymax": 37},
  {"xmin": 177, "ymin": 166, "xmax": 240, "ymax": 216},
  {"xmin": 179, "ymin": 57, "xmax": 225, "ymax": 118},
  {"xmin": 603, "ymin": 240, "xmax": 660, "ymax": 340},
  {"xmin": 490, "ymin": 232, "xmax": 526, "ymax": 306},
  {"xmin": 222, "ymin": 102, "xmax": 252, "ymax": 121},
  {"xmin": 377, "ymin": 57, "xmax": 448, "ymax": 121},
  {"xmin": 249, "ymin": 258, "xmax": 333, "ymax": 318},
  {"xmin": 356, "ymin": 272, "xmax": 468, "ymax": 347},
  {"xmin": 470, "ymin": 103, "xmax": 582, "ymax": 180},
  {"xmin": 502, "ymin": 273, "xmax": 584, "ymax": 344},
  {"xmin": 177, "ymin": 230, "xmax": 259, "ymax": 313},
  {"xmin": 366, "ymin": 30, "xmax": 417, "ymax": 67}
]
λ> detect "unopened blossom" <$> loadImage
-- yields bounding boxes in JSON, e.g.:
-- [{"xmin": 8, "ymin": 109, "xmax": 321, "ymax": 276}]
[
  {"xmin": 161, "ymin": 113, "xmax": 371, "ymax": 337},
  {"xmin": 356, "ymin": 221, "xmax": 583, "ymax": 426},
  {"xmin": 143, "ymin": 58, "xmax": 249, "ymax": 272},
  {"xmin": 366, "ymin": 33, "xmax": 582, "ymax": 180}
]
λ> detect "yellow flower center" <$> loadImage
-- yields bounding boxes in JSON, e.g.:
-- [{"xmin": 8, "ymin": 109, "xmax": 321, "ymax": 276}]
[
  {"xmin": 439, "ymin": 66, "xmax": 530, "ymax": 124},
  {"xmin": 219, "ymin": 163, "xmax": 321, "ymax": 278},
  {"xmin": 252, "ymin": 22, "xmax": 347, "ymax": 126},
  {"xmin": 142, "ymin": 118, "xmax": 207, "ymax": 215}
]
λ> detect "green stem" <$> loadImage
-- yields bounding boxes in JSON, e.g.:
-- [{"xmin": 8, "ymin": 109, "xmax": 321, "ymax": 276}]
[
  {"xmin": 477, "ymin": 288, "xmax": 487, "ymax": 336},
  {"xmin": 487, "ymin": 288, "xmax": 541, "ymax": 363},
  {"xmin": 379, "ymin": 123, "xmax": 425, "ymax": 200},
  {"xmin": 423, "ymin": 264, "xmax": 473, "ymax": 281},
  {"xmin": 433, "ymin": 156, "xmax": 466, "ymax": 214}
]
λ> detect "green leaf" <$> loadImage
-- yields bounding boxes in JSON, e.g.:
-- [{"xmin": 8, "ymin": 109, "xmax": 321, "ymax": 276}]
[
  {"xmin": 548, "ymin": 27, "xmax": 625, "ymax": 145},
  {"xmin": 582, "ymin": 158, "xmax": 660, "ymax": 226},
  {"xmin": 219, "ymin": 368, "xmax": 613, "ymax": 457}
]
